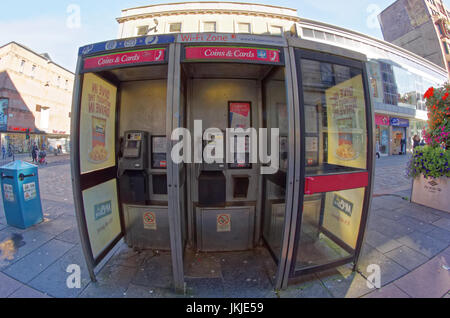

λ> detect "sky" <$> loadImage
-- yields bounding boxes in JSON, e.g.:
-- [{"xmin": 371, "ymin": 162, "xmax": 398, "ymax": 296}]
[{"xmin": 1, "ymin": 0, "xmax": 450, "ymax": 72}]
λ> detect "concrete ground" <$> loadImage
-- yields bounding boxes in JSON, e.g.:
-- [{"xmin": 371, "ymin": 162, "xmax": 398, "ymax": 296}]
[{"xmin": 0, "ymin": 154, "xmax": 449, "ymax": 298}]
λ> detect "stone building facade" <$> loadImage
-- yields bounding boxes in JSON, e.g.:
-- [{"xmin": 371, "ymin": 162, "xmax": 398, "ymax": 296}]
[{"xmin": 0, "ymin": 42, "xmax": 74, "ymax": 153}]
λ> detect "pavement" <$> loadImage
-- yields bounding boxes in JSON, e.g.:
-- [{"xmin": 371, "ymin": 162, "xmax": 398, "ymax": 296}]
[{"xmin": 0, "ymin": 154, "xmax": 449, "ymax": 298}]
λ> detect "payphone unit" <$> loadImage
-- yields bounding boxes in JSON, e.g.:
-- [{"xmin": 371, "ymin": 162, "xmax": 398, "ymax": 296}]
[{"xmin": 119, "ymin": 130, "xmax": 170, "ymax": 251}]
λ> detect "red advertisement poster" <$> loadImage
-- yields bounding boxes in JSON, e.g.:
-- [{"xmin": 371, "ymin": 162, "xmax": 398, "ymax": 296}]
[
  {"xmin": 185, "ymin": 46, "xmax": 280, "ymax": 63},
  {"xmin": 84, "ymin": 48, "xmax": 165, "ymax": 70}
]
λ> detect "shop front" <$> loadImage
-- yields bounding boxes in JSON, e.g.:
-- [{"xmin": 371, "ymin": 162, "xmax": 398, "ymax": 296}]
[
  {"xmin": 71, "ymin": 34, "xmax": 374, "ymax": 291},
  {"xmin": 375, "ymin": 114, "xmax": 390, "ymax": 156},
  {"xmin": 390, "ymin": 117, "xmax": 410, "ymax": 155}
]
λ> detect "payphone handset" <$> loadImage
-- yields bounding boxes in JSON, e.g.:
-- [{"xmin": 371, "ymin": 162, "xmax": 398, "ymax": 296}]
[
  {"xmin": 119, "ymin": 131, "xmax": 149, "ymax": 172},
  {"xmin": 201, "ymin": 130, "xmax": 225, "ymax": 172}
]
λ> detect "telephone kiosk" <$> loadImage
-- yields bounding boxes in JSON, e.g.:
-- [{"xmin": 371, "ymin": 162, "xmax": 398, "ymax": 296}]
[{"xmin": 118, "ymin": 130, "xmax": 170, "ymax": 250}]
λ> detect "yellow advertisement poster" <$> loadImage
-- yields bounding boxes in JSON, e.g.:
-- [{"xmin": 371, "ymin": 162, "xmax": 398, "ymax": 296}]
[
  {"xmin": 325, "ymin": 75, "xmax": 367, "ymax": 169},
  {"xmin": 322, "ymin": 188, "xmax": 365, "ymax": 249},
  {"xmin": 80, "ymin": 73, "xmax": 117, "ymax": 174},
  {"xmin": 82, "ymin": 179, "xmax": 121, "ymax": 259}
]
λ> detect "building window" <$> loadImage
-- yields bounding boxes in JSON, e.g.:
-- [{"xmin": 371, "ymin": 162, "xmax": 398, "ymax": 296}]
[
  {"xmin": 203, "ymin": 22, "xmax": 216, "ymax": 32},
  {"xmin": 169, "ymin": 22, "xmax": 182, "ymax": 33},
  {"xmin": 437, "ymin": 23, "xmax": 444, "ymax": 35},
  {"xmin": 57, "ymin": 76, "xmax": 61, "ymax": 87},
  {"xmin": 31, "ymin": 65, "xmax": 36, "ymax": 78},
  {"xmin": 302, "ymin": 28, "xmax": 314, "ymax": 38},
  {"xmin": 238, "ymin": 23, "xmax": 251, "ymax": 34},
  {"xmin": 380, "ymin": 62, "xmax": 398, "ymax": 106},
  {"xmin": 137, "ymin": 25, "xmax": 149, "ymax": 36},
  {"xmin": 65, "ymin": 79, "xmax": 69, "ymax": 90},
  {"xmin": 269, "ymin": 25, "xmax": 283, "ymax": 36},
  {"xmin": 19, "ymin": 60, "xmax": 25, "ymax": 73}
]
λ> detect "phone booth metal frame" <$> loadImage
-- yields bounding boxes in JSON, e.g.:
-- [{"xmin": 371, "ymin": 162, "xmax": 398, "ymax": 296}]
[{"xmin": 70, "ymin": 33, "xmax": 374, "ymax": 292}]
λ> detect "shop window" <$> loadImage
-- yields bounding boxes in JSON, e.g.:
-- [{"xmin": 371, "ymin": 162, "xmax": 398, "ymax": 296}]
[
  {"xmin": 169, "ymin": 22, "xmax": 182, "ymax": 33},
  {"xmin": 203, "ymin": 22, "xmax": 216, "ymax": 32},
  {"xmin": 238, "ymin": 22, "xmax": 251, "ymax": 34},
  {"xmin": 136, "ymin": 26, "xmax": 149, "ymax": 36}
]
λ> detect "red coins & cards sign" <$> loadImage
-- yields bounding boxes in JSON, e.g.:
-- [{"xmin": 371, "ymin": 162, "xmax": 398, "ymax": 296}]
[
  {"xmin": 185, "ymin": 46, "xmax": 280, "ymax": 63},
  {"xmin": 84, "ymin": 48, "xmax": 165, "ymax": 70}
]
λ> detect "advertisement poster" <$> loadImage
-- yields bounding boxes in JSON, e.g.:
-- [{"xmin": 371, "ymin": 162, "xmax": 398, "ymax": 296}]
[
  {"xmin": 0, "ymin": 98, "xmax": 8, "ymax": 131},
  {"xmin": 325, "ymin": 75, "xmax": 367, "ymax": 169},
  {"xmin": 82, "ymin": 179, "xmax": 121, "ymax": 259},
  {"xmin": 322, "ymin": 188, "xmax": 365, "ymax": 249},
  {"xmin": 229, "ymin": 102, "xmax": 251, "ymax": 168},
  {"xmin": 79, "ymin": 73, "xmax": 117, "ymax": 174}
]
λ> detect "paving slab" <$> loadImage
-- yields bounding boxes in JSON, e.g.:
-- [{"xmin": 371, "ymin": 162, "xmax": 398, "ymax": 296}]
[
  {"xmin": 0, "ymin": 228, "xmax": 54, "ymax": 270},
  {"xmin": 185, "ymin": 277, "xmax": 226, "ymax": 298},
  {"xmin": 397, "ymin": 231, "xmax": 448, "ymax": 258},
  {"xmin": 425, "ymin": 227, "xmax": 450, "ymax": 244},
  {"xmin": 357, "ymin": 244, "xmax": 409, "ymax": 287},
  {"xmin": 81, "ymin": 264, "xmax": 139, "ymax": 298},
  {"xmin": 364, "ymin": 230, "xmax": 403, "ymax": 254},
  {"xmin": 131, "ymin": 251, "xmax": 173, "ymax": 289},
  {"xmin": 33, "ymin": 215, "xmax": 76, "ymax": 237},
  {"xmin": 0, "ymin": 272, "xmax": 23, "ymax": 297},
  {"xmin": 318, "ymin": 269, "xmax": 374, "ymax": 298},
  {"xmin": 123, "ymin": 284, "xmax": 176, "ymax": 298},
  {"xmin": 385, "ymin": 246, "xmax": 429, "ymax": 271},
  {"xmin": 108, "ymin": 244, "xmax": 149, "ymax": 269},
  {"xmin": 280, "ymin": 274, "xmax": 332, "ymax": 298},
  {"xmin": 398, "ymin": 207, "xmax": 442, "ymax": 224},
  {"xmin": 394, "ymin": 249, "xmax": 450, "ymax": 298},
  {"xmin": 55, "ymin": 226, "xmax": 81, "ymax": 245},
  {"xmin": 3, "ymin": 239, "xmax": 74, "ymax": 283},
  {"xmin": 433, "ymin": 218, "xmax": 450, "ymax": 232},
  {"xmin": 28, "ymin": 245, "xmax": 90, "ymax": 298},
  {"xmin": 363, "ymin": 284, "xmax": 411, "ymax": 298},
  {"xmin": 8, "ymin": 285, "xmax": 51, "ymax": 298},
  {"xmin": 397, "ymin": 216, "xmax": 438, "ymax": 234},
  {"xmin": 368, "ymin": 216, "xmax": 415, "ymax": 240}
]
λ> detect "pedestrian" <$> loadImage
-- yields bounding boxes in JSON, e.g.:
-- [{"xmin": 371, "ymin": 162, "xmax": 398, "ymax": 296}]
[
  {"xmin": 7, "ymin": 144, "xmax": 12, "ymax": 157},
  {"xmin": 376, "ymin": 142, "xmax": 381, "ymax": 159},
  {"xmin": 400, "ymin": 138, "xmax": 406, "ymax": 155},
  {"xmin": 31, "ymin": 143, "xmax": 38, "ymax": 163},
  {"xmin": 413, "ymin": 135, "xmax": 420, "ymax": 149},
  {"xmin": 1, "ymin": 145, "xmax": 5, "ymax": 160}
]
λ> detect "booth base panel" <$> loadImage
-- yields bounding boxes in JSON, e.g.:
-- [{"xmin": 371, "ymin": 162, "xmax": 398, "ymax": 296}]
[
  {"xmin": 195, "ymin": 206, "xmax": 255, "ymax": 252},
  {"xmin": 124, "ymin": 204, "xmax": 171, "ymax": 251}
]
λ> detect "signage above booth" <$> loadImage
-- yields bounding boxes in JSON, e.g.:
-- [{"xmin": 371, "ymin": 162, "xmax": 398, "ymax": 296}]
[
  {"xmin": 178, "ymin": 33, "xmax": 287, "ymax": 47},
  {"xmin": 375, "ymin": 114, "xmax": 389, "ymax": 126},
  {"xmin": 78, "ymin": 35, "xmax": 175, "ymax": 56},
  {"xmin": 390, "ymin": 117, "xmax": 409, "ymax": 127},
  {"xmin": 83, "ymin": 48, "xmax": 166, "ymax": 71},
  {"xmin": 184, "ymin": 46, "xmax": 282, "ymax": 64}
]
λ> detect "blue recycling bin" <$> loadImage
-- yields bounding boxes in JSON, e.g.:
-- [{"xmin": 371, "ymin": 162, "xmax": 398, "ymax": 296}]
[{"xmin": 0, "ymin": 161, "xmax": 43, "ymax": 229}]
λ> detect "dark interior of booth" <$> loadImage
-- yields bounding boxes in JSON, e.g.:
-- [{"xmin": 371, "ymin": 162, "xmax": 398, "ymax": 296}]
[{"xmin": 177, "ymin": 62, "xmax": 288, "ymax": 280}]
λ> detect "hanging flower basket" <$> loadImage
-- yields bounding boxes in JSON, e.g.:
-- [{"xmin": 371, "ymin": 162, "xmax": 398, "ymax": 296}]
[{"xmin": 407, "ymin": 85, "xmax": 449, "ymax": 213}]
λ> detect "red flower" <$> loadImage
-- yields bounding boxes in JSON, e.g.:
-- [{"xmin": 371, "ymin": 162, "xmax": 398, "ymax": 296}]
[
  {"xmin": 443, "ymin": 92, "xmax": 449, "ymax": 101},
  {"xmin": 424, "ymin": 87, "xmax": 434, "ymax": 99}
]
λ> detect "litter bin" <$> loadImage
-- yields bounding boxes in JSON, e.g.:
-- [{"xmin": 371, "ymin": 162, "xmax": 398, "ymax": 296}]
[{"xmin": 0, "ymin": 161, "xmax": 43, "ymax": 229}]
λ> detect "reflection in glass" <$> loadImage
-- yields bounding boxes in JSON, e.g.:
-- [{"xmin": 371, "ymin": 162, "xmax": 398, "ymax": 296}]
[
  {"xmin": 296, "ymin": 188, "xmax": 366, "ymax": 270},
  {"xmin": 301, "ymin": 59, "xmax": 368, "ymax": 175}
]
